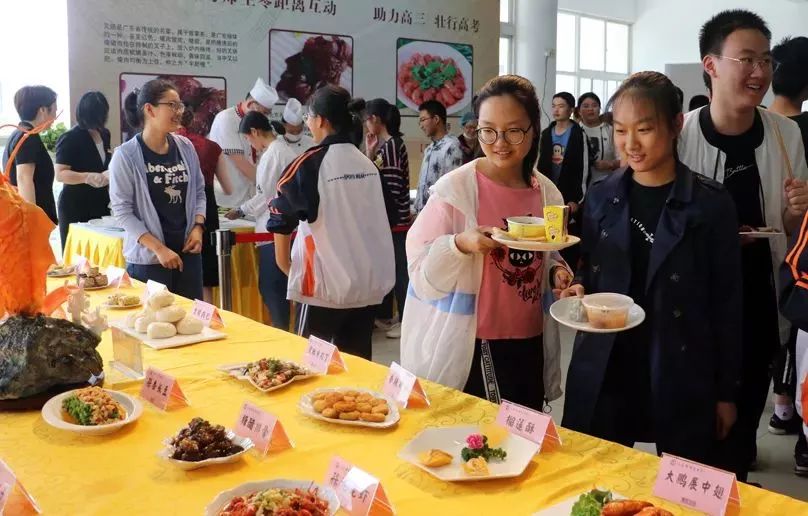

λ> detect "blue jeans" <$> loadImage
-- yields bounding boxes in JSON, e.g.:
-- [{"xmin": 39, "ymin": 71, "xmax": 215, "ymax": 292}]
[
  {"xmin": 127, "ymin": 253, "xmax": 203, "ymax": 300},
  {"xmin": 377, "ymin": 231, "xmax": 409, "ymax": 320},
  {"xmin": 258, "ymin": 243, "xmax": 290, "ymax": 330}
]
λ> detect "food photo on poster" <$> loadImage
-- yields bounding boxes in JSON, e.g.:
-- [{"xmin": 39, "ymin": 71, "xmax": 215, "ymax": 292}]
[
  {"xmin": 119, "ymin": 73, "xmax": 227, "ymax": 141},
  {"xmin": 396, "ymin": 38, "xmax": 473, "ymax": 115},
  {"xmin": 269, "ymin": 29, "xmax": 353, "ymax": 104}
]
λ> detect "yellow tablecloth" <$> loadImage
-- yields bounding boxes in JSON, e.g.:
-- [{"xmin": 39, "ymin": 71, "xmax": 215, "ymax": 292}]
[
  {"xmin": 0, "ymin": 280, "xmax": 806, "ymax": 515},
  {"xmin": 62, "ymin": 223, "xmax": 270, "ymax": 325}
]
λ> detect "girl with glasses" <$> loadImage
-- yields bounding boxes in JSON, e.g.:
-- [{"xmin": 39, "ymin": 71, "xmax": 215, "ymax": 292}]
[
  {"xmin": 109, "ymin": 79, "xmax": 207, "ymax": 299},
  {"xmin": 400, "ymin": 75, "xmax": 572, "ymax": 411}
]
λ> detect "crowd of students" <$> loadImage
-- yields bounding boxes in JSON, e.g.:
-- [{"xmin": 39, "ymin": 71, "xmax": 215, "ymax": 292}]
[{"xmin": 4, "ymin": 6, "xmax": 807, "ymax": 487}]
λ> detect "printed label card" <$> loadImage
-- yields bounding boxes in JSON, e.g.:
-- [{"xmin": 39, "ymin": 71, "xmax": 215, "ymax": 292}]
[
  {"xmin": 139, "ymin": 367, "xmax": 188, "ymax": 410},
  {"xmin": 303, "ymin": 335, "xmax": 347, "ymax": 374},
  {"xmin": 653, "ymin": 453, "xmax": 740, "ymax": 516},
  {"xmin": 234, "ymin": 401, "xmax": 292, "ymax": 455},
  {"xmin": 496, "ymin": 399, "xmax": 562, "ymax": 453},
  {"xmin": 190, "ymin": 299, "xmax": 225, "ymax": 328},
  {"xmin": 382, "ymin": 362, "xmax": 429, "ymax": 408}
]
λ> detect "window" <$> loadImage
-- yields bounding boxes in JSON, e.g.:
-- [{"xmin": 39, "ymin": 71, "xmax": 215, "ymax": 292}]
[
  {"xmin": 499, "ymin": 0, "xmax": 515, "ymax": 75},
  {"xmin": 555, "ymin": 12, "xmax": 631, "ymax": 103}
]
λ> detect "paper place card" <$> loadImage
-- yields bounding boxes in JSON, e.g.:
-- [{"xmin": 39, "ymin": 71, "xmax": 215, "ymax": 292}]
[
  {"xmin": 653, "ymin": 453, "xmax": 740, "ymax": 515},
  {"xmin": 0, "ymin": 459, "xmax": 41, "ymax": 514},
  {"xmin": 234, "ymin": 401, "xmax": 292, "ymax": 455},
  {"xmin": 105, "ymin": 265, "xmax": 132, "ymax": 287},
  {"xmin": 382, "ymin": 362, "xmax": 429, "ymax": 408},
  {"xmin": 303, "ymin": 335, "xmax": 347, "ymax": 374},
  {"xmin": 190, "ymin": 299, "xmax": 225, "ymax": 329},
  {"xmin": 109, "ymin": 327, "xmax": 144, "ymax": 379},
  {"xmin": 72, "ymin": 254, "xmax": 90, "ymax": 274},
  {"xmin": 139, "ymin": 367, "xmax": 188, "ymax": 410},
  {"xmin": 142, "ymin": 279, "xmax": 167, "ymax": 301},
  {"xmin": 496, "ymin": 399, "xmax": 561, "ymax": 452},
  {"xmin": 324, "ymin": 456, "xmax": 394, "ymax": 516}
]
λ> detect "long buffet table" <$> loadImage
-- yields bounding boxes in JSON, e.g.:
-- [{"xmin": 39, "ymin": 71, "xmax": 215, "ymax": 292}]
[
  {"xmin": 62, "ymin": 220, "xmax": 271, "ymax": 325},
  {"xmin": 1, "ymin": 279, "xmax": 806, "ymax": 515}
]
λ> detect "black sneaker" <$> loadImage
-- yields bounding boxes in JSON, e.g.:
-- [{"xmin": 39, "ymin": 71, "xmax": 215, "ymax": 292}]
[
  {"xmin": 768, "ymin": 413, "xmax": 803, "ymax": 435},
  {"xmin": 796, "ymin": 433, "xmax": 808, "ymax": 477}
]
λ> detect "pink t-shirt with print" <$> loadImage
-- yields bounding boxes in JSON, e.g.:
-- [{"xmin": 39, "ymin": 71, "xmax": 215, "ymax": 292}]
[{"xmin": 476, "ymin": 170, "xmax": 545, "ymax": 340}]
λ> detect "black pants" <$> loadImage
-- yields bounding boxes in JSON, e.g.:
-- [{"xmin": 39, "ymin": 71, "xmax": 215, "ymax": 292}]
[
  {"xmin": 377, "ymin": 231, "xmax": 409, "ymax": 320},
  {"xmin": 463, "ymin": 336, "xmax": 545, "ymax": 411},
  {"xmin": 712, "ymin": 246, "xmax": 779, "ymax": 481},
  {"xmin": 297, "ymin": 304, "xmax": 376, "ymax": 360},
  {"xmin": 773, "ymin": 326, "xmax": 798, "ymax": 397}
]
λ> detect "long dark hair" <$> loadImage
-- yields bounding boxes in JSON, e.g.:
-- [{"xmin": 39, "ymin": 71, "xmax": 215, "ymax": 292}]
[
  {"xmin": 123, "ymin": 79, "xmax": 177, "ymax": 129},
  {"xmin": 365, "ymin": 98, "xmax": 402, "ymax": 137},
  {"xmin": 308, "ymin": 85, "xmax": 365, "ymax": 146},
  {"xmin": 473, "ymin": 75, "xmax": 541, "ymax": 186}
]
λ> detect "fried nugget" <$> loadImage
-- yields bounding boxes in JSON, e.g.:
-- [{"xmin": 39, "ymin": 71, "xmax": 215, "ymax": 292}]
[
  {"xmin": 601, "ymin": 500, "xmax": 654, "ymax": 516},
  {"xmin": 369, "ymin": 398, "xmax": 385, "ymax": 407},
  {"xmin": 333, "ymin": 401, "xmax": 357, "ymax": 412},
  {"xmin": 344, "ymin": 390, "xmax": 360, "ymax": 398},
  {"xmin": 339, "ymin": 411, "xmax": 360, "ymax": 421},
  {"xmin": 312, "ymin": 400, "xmax": 328, "ymax": 413},
  {"xmin": 322, "ymin": 408, "xmax": 339, "ymax": 419},
  {"xmin": 356, "ymin": 402, "xmax": 373, "ymax": 413},
  {"xmin": 342, "ymin": 396, "xmax": 356, "ymax": 403},
  {"xmin": 312, "ymin": 392, "xmax": 327, "ymax": 401},
  {"xmin": 635, "ymin": 508, "xmax": 673, "ymax": 516},
  {"xmin": 359, "ymin": 412, "xmax": 386, "ymax": 423},
  {"xmin": 356, "ymin": 394, "xmax": 373, "ymax": 402},
  {"xmin": 371, "ymin": 404, "xmax": 389, "ymax": 415}
]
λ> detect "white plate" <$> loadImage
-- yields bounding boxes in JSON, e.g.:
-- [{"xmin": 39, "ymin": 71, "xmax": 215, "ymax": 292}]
[
  {"xmin": 204, "ymin": 479, "xmax": 340, "ymax": 516},
  {"xmin": 102, "ymin": 302, "xmax": 142, "ymax": 310},
  {"xmin": 87, "ymin": 218, "xmax": 123, "ymax": 230},
  {"xmin": 218, "ymin": 361, "xmax": 320, "ymax": 393},
  {"xmin": 157, "ymin": 430, "xmax": 254, "ymax": 470},
  {"xmin": 110, "ymin": 321, "xmax": 227, "ymax": 350},
  {"xmin": 532, "ymin": 490, "xmax": 625, "ymax": 515},
  {"xmin": 491, "ymin": 231, "xmax": 581, "ymax": 252},
  {"xmin": 47, "ymin": 267, "xmax": 77, "ymax": 278},
  {"xmin": 549, "ymin": 297, "xmax": 646, "ymax": 334},
  {"xmin": 396, "ymin": 40, "xmax": 473, "ymax": 115},
  {"xmin": 82, "ymin": 283, "xmax": 110, "ymax": 291},
  {"xmin": 41, "ymin": 388, "xmax": 143, "ymax": 436},
  {"xmin": 739, "ymin": 230, "xmax": 783, "ymax": 239},
  {"xmin": 398, "ymin": 425, "xmax": 540, "ymax": 482},
  {"xmin": 298, "ymin": 387, "xmax": 400, "ymax": 429}
]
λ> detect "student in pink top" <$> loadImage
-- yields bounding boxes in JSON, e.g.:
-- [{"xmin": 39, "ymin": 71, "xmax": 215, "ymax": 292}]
[{"xmin": 400, "ymin": 75, "xmax": 572, "ymax": 410}]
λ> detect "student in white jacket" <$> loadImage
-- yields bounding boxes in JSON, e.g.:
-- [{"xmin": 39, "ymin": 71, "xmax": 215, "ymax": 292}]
[
  {"xmin": 400, "ymin": 75, "xmax": 572, "ymax": 411},
  {"xmin": 225, "ymin": 112, "xmax": 299, "ymax": 330},
  {"xmin": 267, "ymin": 85, "xmax": 394, "ymax": 359},
  {"xmin": 678, "ymin": 9, "xmax": 808, "ymax": 481}
]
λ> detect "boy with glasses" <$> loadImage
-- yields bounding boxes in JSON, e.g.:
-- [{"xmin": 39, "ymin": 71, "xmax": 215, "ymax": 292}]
[
  {"xmin": 678, "ymin": 9, "xmax": 808, "ymax": 482},
  {"xmin": 413, "ymin": 100, "xmax": 463, "ymax": 213}
]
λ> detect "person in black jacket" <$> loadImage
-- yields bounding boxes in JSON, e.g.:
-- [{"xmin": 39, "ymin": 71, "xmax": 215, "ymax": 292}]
[
  {"xmin": 538, "ymin": 92, "xmax": 589, "ymax": 268},
  {"xmin": 54, "ymin": 91, "xmax": 112, "ymax": 248},
  {"xmin": 559, "ymin": 71, "xmax": 742, "ymax": 467}
]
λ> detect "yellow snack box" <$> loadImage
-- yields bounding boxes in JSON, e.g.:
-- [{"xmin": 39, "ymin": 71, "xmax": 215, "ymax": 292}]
[{"xmin": 543, "ymin": 205, "xmax": 569, "ymax": 242}]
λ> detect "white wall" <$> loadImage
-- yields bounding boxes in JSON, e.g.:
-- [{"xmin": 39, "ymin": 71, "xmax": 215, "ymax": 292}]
[
  {"xmin": 633, "ymin": 0, "xmax": 808, "ymax": 74},
  {"xmin": 0, "ymin": 0, "xmax": 70, "ymax": 126},
  {"xmin": 558, "ymin": 0, "xmax": 637, "ymax": 22}
]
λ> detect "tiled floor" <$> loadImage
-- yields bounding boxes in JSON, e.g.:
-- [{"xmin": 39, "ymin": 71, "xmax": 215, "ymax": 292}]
[{"xmin": 370, "ymin": 325, "xmax": 808, "ymax": 502}]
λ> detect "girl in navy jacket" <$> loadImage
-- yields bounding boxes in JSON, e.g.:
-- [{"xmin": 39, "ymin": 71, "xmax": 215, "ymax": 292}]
[{"xmin": 559, "ymin": 72, "xmax": 743, "ymax": 466}]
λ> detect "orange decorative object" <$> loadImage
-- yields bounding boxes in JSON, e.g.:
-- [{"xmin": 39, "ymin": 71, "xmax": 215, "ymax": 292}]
[{"xmin": 0, "ymin": 120, "xmax": 58, "ymax": 317}]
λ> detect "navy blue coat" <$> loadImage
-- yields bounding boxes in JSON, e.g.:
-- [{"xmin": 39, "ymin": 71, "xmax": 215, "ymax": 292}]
[{"xmin": 562, "ymin": 163, "xmax": 743, "ymax": 460}]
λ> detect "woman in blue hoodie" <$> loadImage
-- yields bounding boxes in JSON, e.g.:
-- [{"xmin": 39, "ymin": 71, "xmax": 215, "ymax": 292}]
[{"xmin": 109, "ymin": 79, "xmax": 207, "ymax": 299}]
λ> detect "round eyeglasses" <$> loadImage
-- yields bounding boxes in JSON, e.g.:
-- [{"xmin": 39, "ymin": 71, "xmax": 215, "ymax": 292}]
[{"xmin": 476, "ymin": 124, "xmax": 533, "ymax": 145}]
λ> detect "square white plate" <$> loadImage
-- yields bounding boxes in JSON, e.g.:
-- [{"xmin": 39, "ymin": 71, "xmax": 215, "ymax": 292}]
[
  {"xmin": 110, "ymin": 321, "xmax": 226, "ymax": 350},
  {"xmin": 398, "ymin": 425, "xmax": 539, "ymax": 482}
]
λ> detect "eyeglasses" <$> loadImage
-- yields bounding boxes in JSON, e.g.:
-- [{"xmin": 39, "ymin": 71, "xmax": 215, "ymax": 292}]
[
  {"xmin": 419, "ymin": 115, "xmax": 436, "ymax": 124},
  {"xmin": 711, "ymin": 54, "xmax": 780, "ymax": 74},
  {"xmin": 476, "ymin": 124, "xmax": 533, "ymax": 145},
  {"xmin": 155, "ymin": 101, "xmax": 185, "ymax": 113}
]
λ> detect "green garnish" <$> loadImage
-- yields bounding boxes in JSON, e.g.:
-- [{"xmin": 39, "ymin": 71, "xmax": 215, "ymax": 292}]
[
  {"xmin": 62, "ymin": 396, "xmax": 94, "ymax": 426},
  {"xmin": 570, "ymin": 489, "xmax": 613, "ymax": 516},
  {"xmin": 411, "ymin": 60, "xmax": 458, "ymax": 90}
]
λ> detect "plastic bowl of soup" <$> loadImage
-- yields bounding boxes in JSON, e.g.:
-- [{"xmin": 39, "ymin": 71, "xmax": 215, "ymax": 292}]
[
  {"xmin": 506, "ymin": 217, "xmax": 546, "ymax": 240},
  {"xmin": 581, "ymin": 293, "xmax": 633, "ymax": 329}
]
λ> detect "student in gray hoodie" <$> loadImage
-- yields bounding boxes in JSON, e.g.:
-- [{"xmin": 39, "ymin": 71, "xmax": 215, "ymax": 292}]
[{"xmin": 109, "ymin": 79, "xmax": 207, "ymax": 299}]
